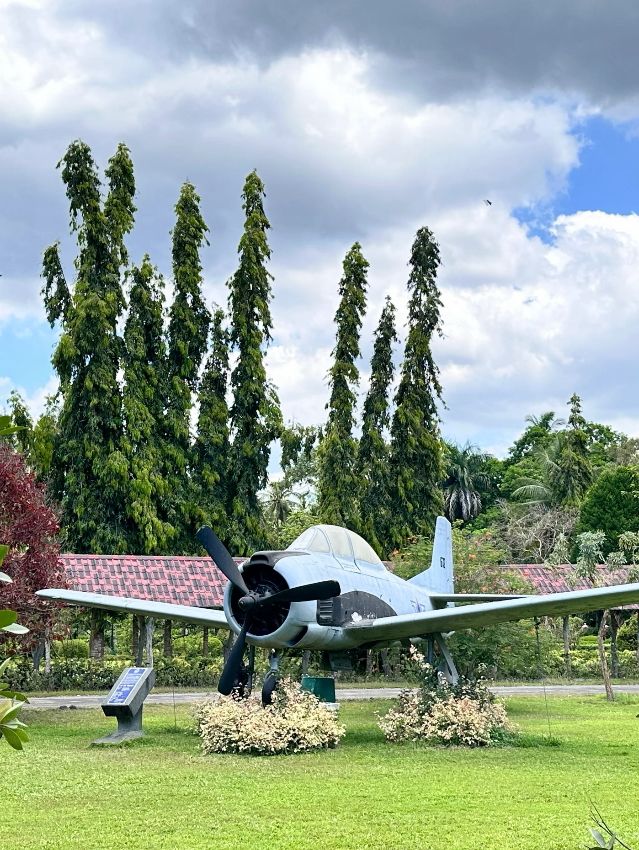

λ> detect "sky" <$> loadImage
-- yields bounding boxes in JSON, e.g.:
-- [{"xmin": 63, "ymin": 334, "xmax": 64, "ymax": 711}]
[{"xmin": 1, "ymin": 0, "xmax": 639, "ymax": 459}]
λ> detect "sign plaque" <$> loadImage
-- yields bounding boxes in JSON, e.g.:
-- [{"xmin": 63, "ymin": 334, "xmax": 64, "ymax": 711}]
[{"xmin": 93, "ymin": 666, "xmax": 156, "ymax": 745}]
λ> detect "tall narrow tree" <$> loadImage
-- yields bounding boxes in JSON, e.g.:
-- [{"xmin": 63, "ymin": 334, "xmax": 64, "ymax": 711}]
[
  {"xmin": 358, "ymin": 296, "xmax": 397, "ymax": 554},
  {"xmin": 389, "ymin": 227, "xmax": 444, "ymax": 547},
  {"xmin": 41, "ymin": 141, "xmax": 135, "ymax": 552},
  {"xmin": 164, "ymin": 183, "xmax": 211, "ymax": 551},
  {"xmin": 122, "ymin": 256, "xmax": 174, "ymax": 553},
  {"xmin": 193, "ymin": 308, "xmax": 230, "ymax": 540},
  {"xmin": 227, "ymin": 171, "xmax": 281, "ymax": 553},
  {"xmin": 317, "ymin": 242, "xmax": 369, "ymax": 529}
]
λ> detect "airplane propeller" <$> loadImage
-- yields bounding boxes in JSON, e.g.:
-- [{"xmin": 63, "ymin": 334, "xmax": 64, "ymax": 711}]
[{"xmin": 196, "ymin": 526, "xmax": 340, "ymax": 696}]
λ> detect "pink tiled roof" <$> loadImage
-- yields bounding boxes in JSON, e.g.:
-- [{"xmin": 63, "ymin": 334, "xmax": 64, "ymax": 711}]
[
  {"xmin": 504, "ymin": 563, "xmax": 639, "ymax": 610},
  {"xmin": 60, "ymin": 554, "xmax": 233, "ymax": 608}
]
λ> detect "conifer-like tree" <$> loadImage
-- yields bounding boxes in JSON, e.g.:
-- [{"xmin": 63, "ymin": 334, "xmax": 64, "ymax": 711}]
[
  {"xmin": 389, "ymin": 227, "xmax": 444, "ymax": 547},
  {"xmin": 164, "ymin": 182, "xmax": 211, "ymax": 550},
  {"xmin": 122, "ymin": 256, "xmax": 174, "ymax": 553},
  {"xmin": 193, "ymin": 308, "xmax": 230, "ymax": 540},
  {"xmin": 42, "ymin": 141, "xmax": 135, "ymax": 552},
  {"xmin": 358, "ymin": 296, "xmax": 397, "ymax": 554},
  {"xmin": 317, "ymin": 243, "xmax": 369, "ymax": 529},
  {"xmin": 7, "ymin": 391, "xmax": 33, "ymax": 458},
  {"xmin": 227, "ymin": 171, "xmax": 281, "ymax": 553}
]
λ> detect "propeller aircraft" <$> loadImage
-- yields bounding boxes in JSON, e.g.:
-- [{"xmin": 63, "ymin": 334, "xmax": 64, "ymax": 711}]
[{"xmin": 37, "ymin": 517, "xmax": 639, "ymax": 704}]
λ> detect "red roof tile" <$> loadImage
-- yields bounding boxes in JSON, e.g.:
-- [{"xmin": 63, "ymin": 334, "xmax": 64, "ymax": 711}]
[
  {"xmin": 59, "ymin": 554, "xmax": 236, "ymax": 608},
  {"xmin": 504, "ymin": 564, "xmax": 639, "ymax": 610}
]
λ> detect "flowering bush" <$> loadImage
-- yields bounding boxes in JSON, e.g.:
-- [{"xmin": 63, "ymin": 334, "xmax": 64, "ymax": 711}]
[
  {"xmin": 379, "ymin": 655, "xmax": 514, "ymax": 747},
  {"xmin": 195, "ymin": 678, "xmax": 346, "ymax": 755}
]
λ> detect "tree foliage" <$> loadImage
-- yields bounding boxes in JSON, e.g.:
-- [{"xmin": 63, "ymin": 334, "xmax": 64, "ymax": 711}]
[
  {"xmin": 193, "ymin": 308, "xmax": 230, "ymax": 539},
  {"xmin": 318, "ymin": 243, "xmax": 369, "ymax": 529},
  {"xmin": 165, "ymin": 182, "xmax": 211, "ymax": 551},
  {"xmin": 358, "ymin": 296, "xmax": 397, "ymax": 554},
  {"xmin": 442, "ymin": 442, "xmax": 491, "ymax": 523},
  {"xmin": 389, "ymin": 227, "xmax": 444, "ymax": 548},
  {"xmin": 227, "ymin": 171, "xmax": 282, "ymax": 554},
  {"xmin": 122, "ymin": 256, "xmax": 174, "ymax": 553},
  {"xmin": 42, "ymin": 140, "xmax": 135, "ymax": 552},
  {"xmin": 577, "ymin": 466, "xmax": 639, "ymax": 554}
]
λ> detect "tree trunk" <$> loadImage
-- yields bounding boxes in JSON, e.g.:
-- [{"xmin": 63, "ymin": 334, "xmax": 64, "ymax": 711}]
[
  {"xmin": 145, "ymin": 617, "xmax": 154, "ymax": 667},
  {"xmin": 32, "ymin": 640, "xmax": 44, "ymax": 672},
  {"xmin": 610, "ymin": 611, "xmax": 619, "ymax": 679},
  {"xmin": 365, "ymin": 649, "xmax": 374, "ymax": 676},
  {"xmin": 598, "ymin": 610, "xmax": 614, "ymax": 702},
  {"xmin": 202, "ymin": 627, "xmax": 209, "ymax": 658},
  {"xmin": 380, "ymin": 649, "xmax": 392, "ymax": 677},
  {"xmin": 562, "ymin": 616, "xmax": 571, "ymax": 677},
  {"xmin": 301, "ymin": 650, "xmax": 311, "ymax": 675},
  {"xmin": 636, "ymin": 612, "xmax": 639, "ymax": 668},
  {"xmin": 163, "ymin": 620, "xmax": 173, "ymax": 658},
  {"xmin": 44, "ymin": 626, "xmax": 52, "ymax": 675},
  {"xmin": 89, "ymin": 610, "xmax": 105, "ymax": 660}
]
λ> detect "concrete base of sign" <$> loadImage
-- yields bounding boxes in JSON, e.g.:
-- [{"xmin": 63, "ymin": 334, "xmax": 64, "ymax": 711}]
[{"xmin": 92, "ymin": 729, "xmax": 144, "ymax": 746}]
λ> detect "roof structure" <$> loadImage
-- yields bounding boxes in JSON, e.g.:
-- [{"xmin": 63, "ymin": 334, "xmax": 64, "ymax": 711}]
[
  {"xmin": 59, "ymin": 554, "xmax": 230, "ymax": 609},
  {"xmin": 57, "ymin": 555, "xmax": 639, "ymax": 613},
  {"xmin": 505, "ymin": 564, "xmax": 639, "ymax": 611}
]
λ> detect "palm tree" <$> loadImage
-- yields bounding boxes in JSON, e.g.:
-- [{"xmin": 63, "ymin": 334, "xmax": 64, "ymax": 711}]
[
  {"xmin": 442, "ymin": 442, "xmax": 490, "ymax": 522},
  {"xmin": 512, "ymin": 429, "xmax": 592, "ymax": 507},
  {"xmin": 261, "ymin": 480, "xmax": 296, "ymax": 529}
]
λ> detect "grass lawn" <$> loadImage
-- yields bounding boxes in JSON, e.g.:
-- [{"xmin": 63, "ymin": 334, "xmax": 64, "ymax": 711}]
[{"xmin": 3, "ymin": 696, "xmax": 639, "ymax": 850}]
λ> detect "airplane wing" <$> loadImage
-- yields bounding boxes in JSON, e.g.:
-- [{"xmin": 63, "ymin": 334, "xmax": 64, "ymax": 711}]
[
  {"xmin": 36, "ymin": 589, "xmax": 231, "ymax": 629},
  {"xmin": 345, "ymin": 582, "xmax": 639, "ymax": 643}
]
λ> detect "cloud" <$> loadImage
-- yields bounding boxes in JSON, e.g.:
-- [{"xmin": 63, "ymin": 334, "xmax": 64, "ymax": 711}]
[
  {"xmin": 1, "ymin": 0, "xmax": 638, "ymax": 464},
  {"xmin": 29, "ymin": 0, "xmax": 639, "ymax": 109}
]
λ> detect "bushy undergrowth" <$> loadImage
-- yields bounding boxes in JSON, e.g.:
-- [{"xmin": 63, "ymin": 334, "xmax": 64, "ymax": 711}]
[
  {"xmin": 3, "ymin": 655, "xmax": 222, "ymax": 691},
  {"xmin": 195, "ymin": 678, "xmax": 346, "ymax": 755},
  {"xmin": 379, "ymin": 658, "xmax": 514, "ymax": 747}
]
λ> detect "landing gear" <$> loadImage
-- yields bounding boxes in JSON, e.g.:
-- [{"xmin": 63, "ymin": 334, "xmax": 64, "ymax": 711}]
[
  {"xmin": 425, "ymin": 632, "xmax": 459, "ymax": 685},
  {"xmin": 231, "ymin": 644, "xmax": 255, "ymax": 699},
  {"xmin": 261, "ymin": 650, "xmax": 280, "ymax": 706}
]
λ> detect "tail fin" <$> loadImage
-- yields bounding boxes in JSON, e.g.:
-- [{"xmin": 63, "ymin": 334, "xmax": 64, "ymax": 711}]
[{"xmin": 408, "ymin": 516, "xmax": 454, "ymax": 594}]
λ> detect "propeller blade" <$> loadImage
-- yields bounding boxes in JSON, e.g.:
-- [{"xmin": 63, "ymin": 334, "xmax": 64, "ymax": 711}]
[
  {"xmin": 196, "ymin": 526, "xmax": 249, "ymax": 595},
  {"xmin": 261, "ymin": 580, "xmax": 340, "ymax": 607},
  {"xmin": 218, "ymin": 622, "xmax": 249, "ymax": 696}
]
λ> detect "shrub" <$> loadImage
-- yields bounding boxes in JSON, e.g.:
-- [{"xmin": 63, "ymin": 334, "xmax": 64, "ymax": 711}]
[
  {"xmin": 195, "ymin": 678, "xmax": 346, "ymax": 755},
  {"xmin": 379, "ymin": 661, "xmax": 514, "ymax": 747}
]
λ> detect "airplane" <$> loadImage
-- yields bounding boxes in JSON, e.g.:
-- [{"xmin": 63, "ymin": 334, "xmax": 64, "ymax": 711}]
[{"xmin": 37, "ymin": 517, "xmax": 639, "ymax": 704}]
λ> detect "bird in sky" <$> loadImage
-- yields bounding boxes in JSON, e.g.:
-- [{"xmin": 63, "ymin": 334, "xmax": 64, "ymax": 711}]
[{"xmin": 484, "ymin": 199, "xmax": 492, "ymax": 206}]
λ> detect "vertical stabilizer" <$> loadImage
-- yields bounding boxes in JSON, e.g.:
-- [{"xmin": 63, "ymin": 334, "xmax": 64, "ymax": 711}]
[{"xmin": 408, "ymin": 516, "xmax": 454, "ymax": 593}]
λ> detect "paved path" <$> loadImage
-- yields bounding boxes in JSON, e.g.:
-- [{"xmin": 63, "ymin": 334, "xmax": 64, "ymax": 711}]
[{"xmin": 22, "ymin": 683, "xmax": 639, "ymax": 710}]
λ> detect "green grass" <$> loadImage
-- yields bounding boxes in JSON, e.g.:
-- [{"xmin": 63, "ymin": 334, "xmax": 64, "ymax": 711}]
[{"xmin": 3, "ymin": 696, "xmax": 639, "ymax": 850}]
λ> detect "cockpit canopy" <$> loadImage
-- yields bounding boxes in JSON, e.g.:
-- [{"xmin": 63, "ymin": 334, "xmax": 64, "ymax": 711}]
[{"xmin": 287, "ymin": 524, "xmax": 384, "ymax": 569}]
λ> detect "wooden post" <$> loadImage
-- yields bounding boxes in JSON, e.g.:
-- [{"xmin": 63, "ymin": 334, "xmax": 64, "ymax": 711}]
[
  {"xmin": 365, "ymin": 649, "xmax": 374, "ymax": 676},
  {"xmin": 135, "ymin": 615, "xmax": 144, "ymax": 666},
  {"xmin": 163, "ymin": 620, "xmax": 173, "ymax": 658},
  {"xmin": 44, "ymin": 625, "xmax": 52, "ymax": 675},
  {"xmin": 145, "ymin": 617, "xmax": 154, "ymax": 668},
  {"xmin": 562, "ymin": 616, "xmax": 571, "ymax": 676},
  {"xmin": 202, "ymin": 627, "xmax": 209, "ymax": 658},
  {"xmin": 301, "ymin": 650, "xmax": 311, "ymax": 675},
  {"xmin": 132, "ymin": 615, "xmax": 139, "ymax": 659},
  {"xmin": 89, "ymin": 610, "xmax": 105, "ymax": 660},
  {"xmin": 380, "ymin": 649, "xmax": 392, "ymax": 677}
]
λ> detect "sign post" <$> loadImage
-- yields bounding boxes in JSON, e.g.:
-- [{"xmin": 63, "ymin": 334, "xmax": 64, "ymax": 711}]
[{"xmin": 93, "ymin": 666, "xmax": 156, "ymax": 745}]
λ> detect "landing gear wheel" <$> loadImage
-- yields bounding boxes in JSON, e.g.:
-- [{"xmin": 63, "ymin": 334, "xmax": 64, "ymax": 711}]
[{"xmin": 261, "ymin": 672, "xmax": 278, "ymax": 705}]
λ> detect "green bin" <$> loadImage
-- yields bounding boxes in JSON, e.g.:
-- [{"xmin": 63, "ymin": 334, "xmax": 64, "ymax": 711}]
[{"xmin": 301, "ymin": 675, "xmax": 336, "ymax": 703}]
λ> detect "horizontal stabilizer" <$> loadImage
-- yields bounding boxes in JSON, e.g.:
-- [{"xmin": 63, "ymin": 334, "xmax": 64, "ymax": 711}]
[{"xmin": 36, "ymin": 589, "xmax": 230, "ymax": 629}]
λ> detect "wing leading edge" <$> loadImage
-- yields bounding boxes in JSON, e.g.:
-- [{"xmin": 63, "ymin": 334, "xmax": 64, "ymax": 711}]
[
  {"xmin": 36, "ymin": 589, "xmax": 231, "ymax": 630},
  {"xmin": 345, "ymin": 582, "xmax": 639, "ymax": 643}
]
